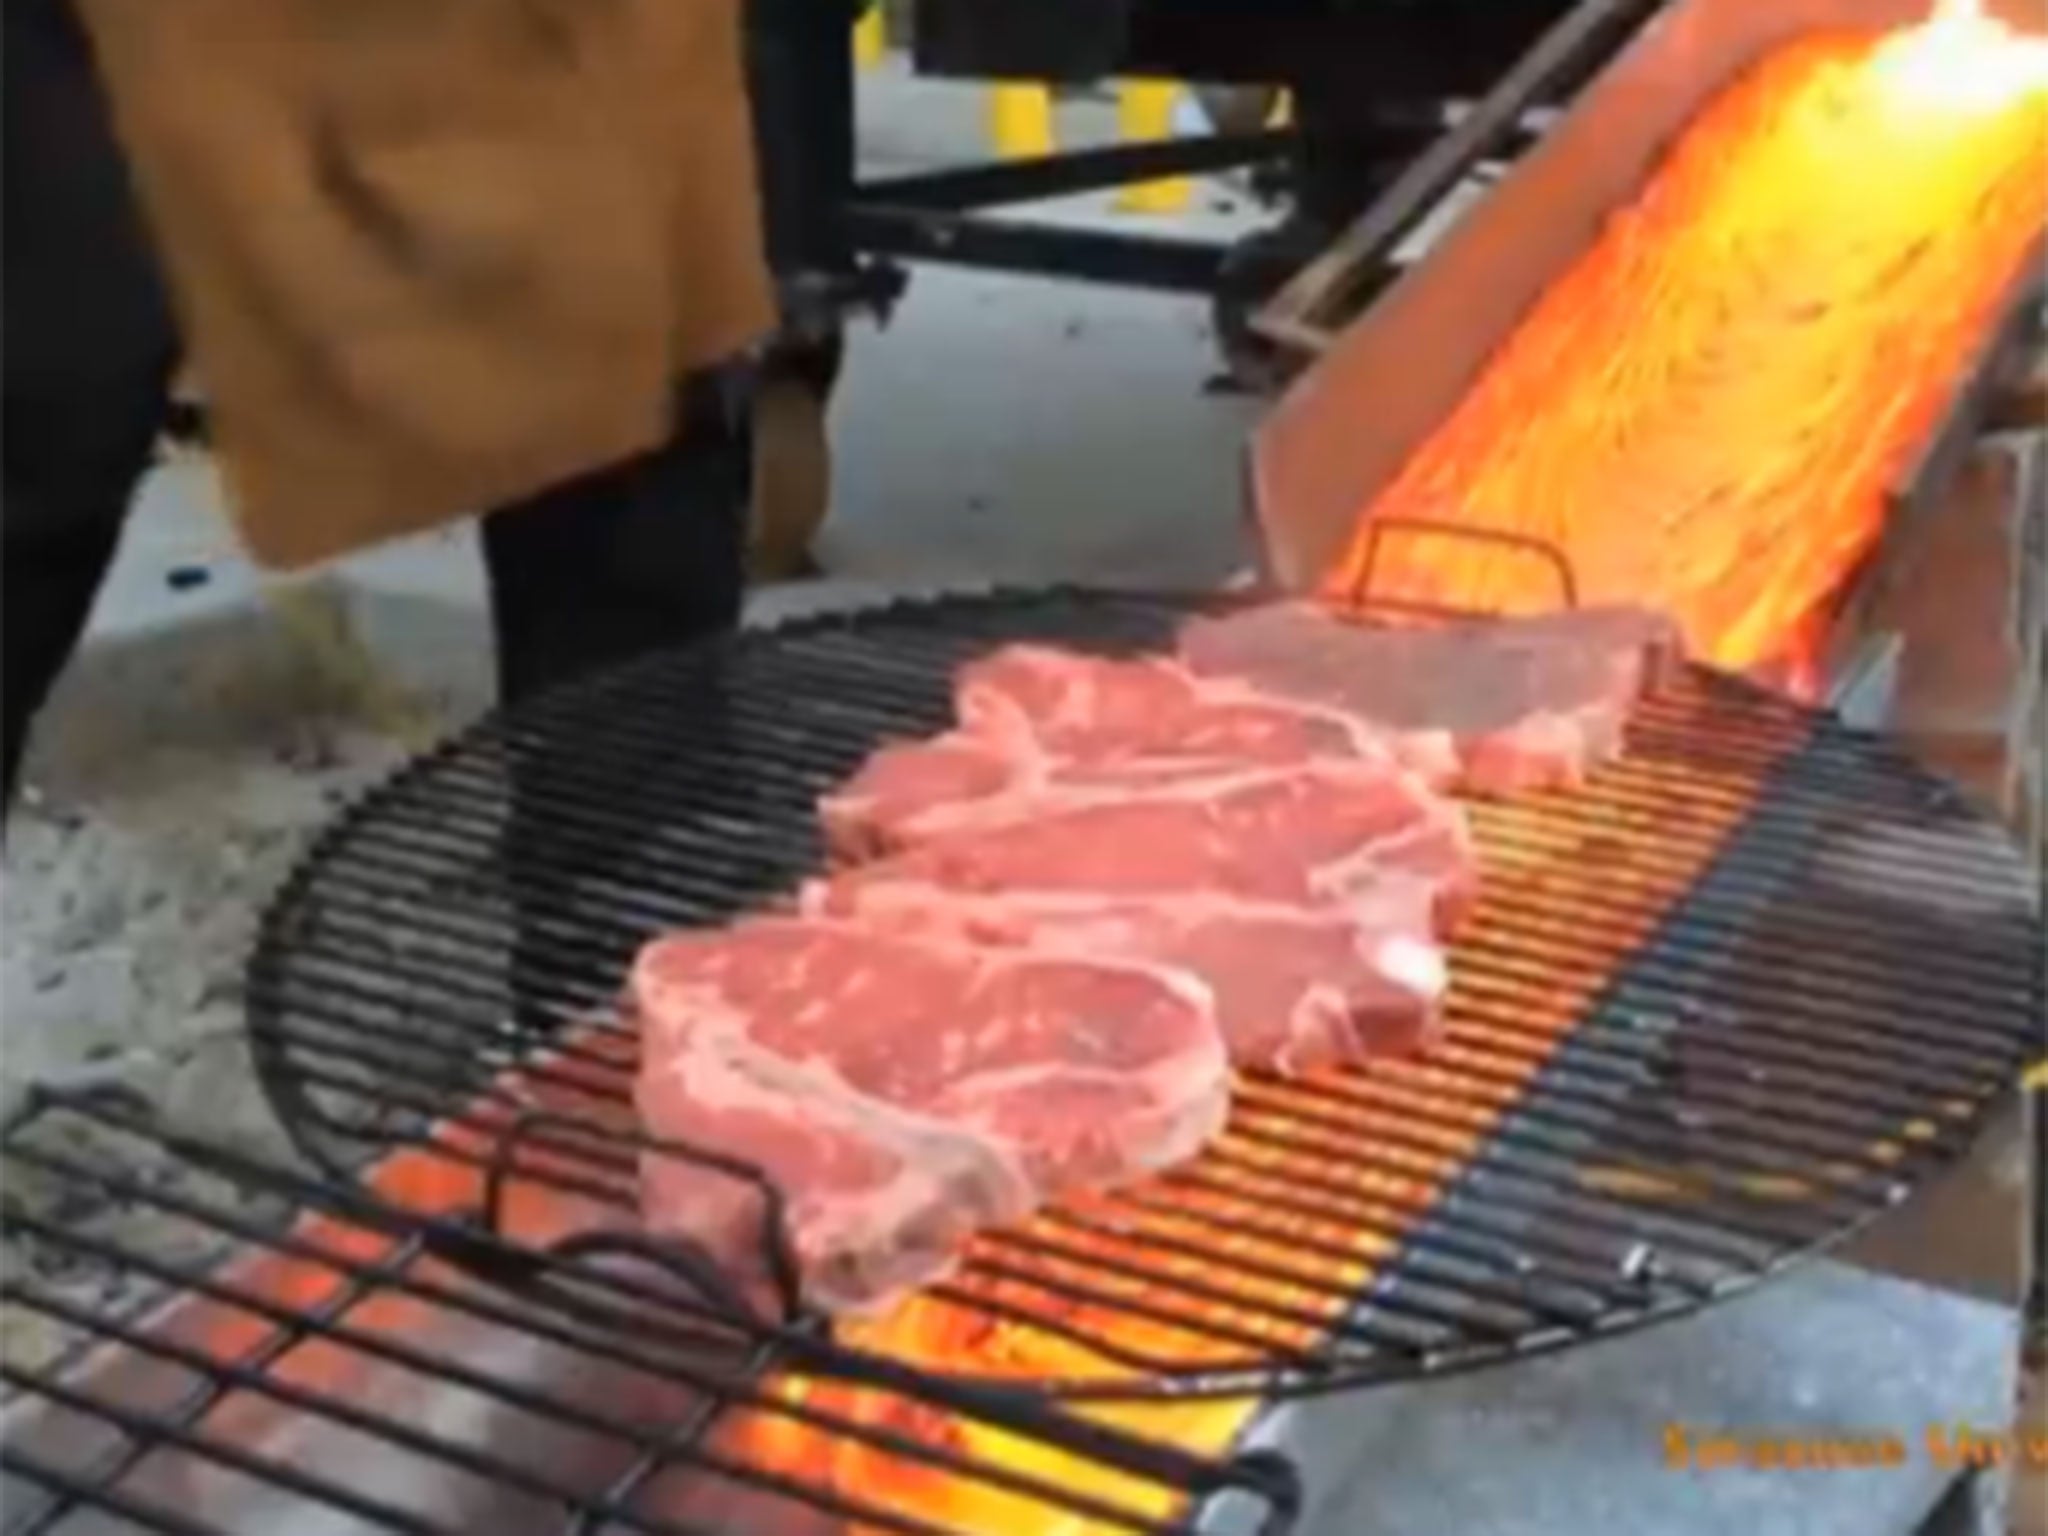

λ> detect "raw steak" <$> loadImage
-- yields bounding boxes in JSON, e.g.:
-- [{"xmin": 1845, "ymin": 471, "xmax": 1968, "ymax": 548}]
[
  {"xmin": 818, "ymin": 732, "xmax": 1022, "ymax": 859},
  {"xmin": 957, "ymin": 644, "xmax": 1453, "ymax": 773},
  {"xmin": 807, "ymin": 882, "xmax": 1448, "ymax": 1074},
  {"xmin": 807, "ymin": 758, "xmax": 1475, "ymax": 1072},
  {"xmin": 954, "ymin": 645, "xmax": 1207, "ymax": 756},
  {"xmin": 824, "ymin": 759, "xmax": 1474, "ymax": 922},
  {"xmin": 820, "ymin": 645, "xmax": 1452, "ymax": 858},
  {"xmin": 632, "ymin": 917, "xmax": 1228, "ymax": 1313},
  {"xmin": 1178, "ymin": 601, "xmax": 1682, "ymax": 793}
]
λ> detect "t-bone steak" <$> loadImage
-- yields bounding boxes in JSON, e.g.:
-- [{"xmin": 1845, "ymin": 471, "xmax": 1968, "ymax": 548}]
[
  {"xmin": 819, "ymin": 644, "xmax": 1452, "ymax": 858},
  {"xmin": 1177, "ymin": 601, "xmax": 1682, "ymax": 793},
  {"xmin": 807, "ymin": 758, "xmax": 1475, "ymax": 1073},
  {"xmin": 632, "ymin": 917, "xmax": 1228, "ymax": 1313}
]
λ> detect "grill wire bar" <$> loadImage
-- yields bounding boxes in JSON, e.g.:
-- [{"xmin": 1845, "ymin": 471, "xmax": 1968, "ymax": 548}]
[
  {"xmin": 236, "ymin": 589, "xmax": 2042, "ymax": 1401},
  {"xmin": 0, "ymin": 1089, "xmax": 1302, "ymax": 1536}
]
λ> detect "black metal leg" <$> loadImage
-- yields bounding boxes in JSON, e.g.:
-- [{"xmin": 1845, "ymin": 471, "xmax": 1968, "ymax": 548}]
[
  {"xmin": 741, "ymin": 0, "xmax": 867, "ymax": 577},
  {"xmin": 479, "ymin": 377, "xmax": 753, "ymax": 1042},
  {"xmin": 746, "ymin": 0, "xmax": 862, "ymax": 310}
]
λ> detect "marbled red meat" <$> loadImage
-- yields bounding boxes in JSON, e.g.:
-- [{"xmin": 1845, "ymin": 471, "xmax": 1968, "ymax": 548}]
[
  {"xmin": 807, "ymin": 759, "xmax": 1473, "ymax": 1072},
  {"xmin": 1178, "ymin": 602, "xmax": 1680, "ymax": 793},
  {"xmin": 819, "ymin": 643, "xmax": 1452, "ymax": 858},
  {"xmin": 632, "ymin": 917, "xmax": 1227, "ymax": 1313},
  {"xmin": 807, "ymin": 883, "xmax": 1447, "ymax": 1074}
]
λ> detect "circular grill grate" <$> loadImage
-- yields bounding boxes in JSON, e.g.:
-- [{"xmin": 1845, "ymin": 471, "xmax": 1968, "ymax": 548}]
[{"xmin": 246, "ymin": 588, "xmax": 2044, "ymax": 1400}]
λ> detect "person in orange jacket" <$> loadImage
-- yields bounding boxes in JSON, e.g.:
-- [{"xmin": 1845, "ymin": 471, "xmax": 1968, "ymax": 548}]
[{"xmin": 3, "ymin": 0, "xmax": 777, "ymax": 809}]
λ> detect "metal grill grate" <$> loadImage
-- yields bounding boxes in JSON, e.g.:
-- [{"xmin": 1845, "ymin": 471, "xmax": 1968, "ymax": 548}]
[
  {"xmin": 0, "ymin": 1091, "xmax": 1301, "ymax": 1536},
  {"xmin": 244, "ymin": 588, "xmax": 2044, "ymax": 1399}
]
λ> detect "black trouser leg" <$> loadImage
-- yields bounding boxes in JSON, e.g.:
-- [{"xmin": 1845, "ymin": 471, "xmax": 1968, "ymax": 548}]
[
  {"xmin": 2, "ymin": 0, "xmax": 181, "ymax": 817},
  {"xmin": 477, "ymin": 375, "xmax": 751, "ymax": 707},
  {"xmin": 2, "ymin": 516, "xmax": 137, "ymax": 812},
  {"xmin": 480, "ymin": 375, "xmax": 754, "ymax": 1042}
]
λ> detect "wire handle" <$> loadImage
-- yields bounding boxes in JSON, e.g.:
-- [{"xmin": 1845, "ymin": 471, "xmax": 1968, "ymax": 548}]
[
  {"xmin": 1346, "ymin": 514, "xmax": 1582, "ymax": 620},
  {"xmin": 477, "ymin": 1106, "xmax": 807, "ymax": 1325}
]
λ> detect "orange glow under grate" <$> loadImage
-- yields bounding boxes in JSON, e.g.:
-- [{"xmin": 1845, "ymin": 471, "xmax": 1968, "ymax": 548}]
[{"xmin": 1324, "ymin": 2, "xmax": 2048, "ymax": 675}]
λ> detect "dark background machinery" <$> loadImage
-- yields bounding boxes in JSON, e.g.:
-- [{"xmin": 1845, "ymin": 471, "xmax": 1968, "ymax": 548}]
[
  {"xmin": 751, "ymin": 0, "xmax": 1646, "ymax": 367},
  {"xmin": 736, "ymin": 0, "xmax": 1654, "ymax": 573}
]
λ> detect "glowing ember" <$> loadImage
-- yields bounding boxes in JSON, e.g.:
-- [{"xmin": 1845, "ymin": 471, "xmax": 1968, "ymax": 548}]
[
  {"xmin": 1323, "ymin": 4, "xmax": 2048, "ymax": 676},
  {"xmin": 728, "ymin": 1311, "xmax": 1251, "ymax": 1535}
]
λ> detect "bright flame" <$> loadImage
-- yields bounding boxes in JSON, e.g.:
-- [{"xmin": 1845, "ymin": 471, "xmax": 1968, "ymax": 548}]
[{"xmin": 1874, "ymin": 0, "xmax": 2048, "ymax": 111}]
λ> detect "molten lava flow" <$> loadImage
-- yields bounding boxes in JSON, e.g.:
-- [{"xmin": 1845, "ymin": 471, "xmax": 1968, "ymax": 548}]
[{"xmin": 1324, "ymin": 0, "xmax": 2048, "ymax": 677}]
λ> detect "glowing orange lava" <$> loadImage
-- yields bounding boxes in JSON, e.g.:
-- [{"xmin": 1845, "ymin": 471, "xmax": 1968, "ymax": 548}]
[{"xmin": 1324, "ymin": 0, "xmax": 2048, "ymax": 677}]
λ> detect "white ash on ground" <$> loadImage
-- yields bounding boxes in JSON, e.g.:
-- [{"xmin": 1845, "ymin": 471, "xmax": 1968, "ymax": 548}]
[
  {"xmin": 6, "ymin": 730, "xmax": 411, "ymax": 1149},
  {"xmin": 2, "ymin": 575, "xmax": 493, "ymax": 1347}
]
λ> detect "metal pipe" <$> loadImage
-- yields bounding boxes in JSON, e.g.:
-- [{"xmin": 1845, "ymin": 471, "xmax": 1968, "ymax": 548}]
[
  {"xmin": 857, "ymin": 130, "xmax": 1290, "ymax": 211},
  {"xmin": 1250, "ymin": 0, "xmax": 1657, "ymax": 356},
  {"xmin": 844, "ymin": 205, "xmax": 1232, "ymax": 291}
]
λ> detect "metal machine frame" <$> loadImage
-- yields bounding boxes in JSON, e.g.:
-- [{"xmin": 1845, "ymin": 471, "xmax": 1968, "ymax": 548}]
[{"xmin": 761, "ymin": 0, "xmax": 1655, "ymax": 357}]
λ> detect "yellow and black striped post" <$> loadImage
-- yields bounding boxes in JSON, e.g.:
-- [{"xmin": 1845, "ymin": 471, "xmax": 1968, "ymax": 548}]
[
  {"xmin": 988, "ymin": 82, "xmax": 1056, "ymax": 159},
  {"xmin": 854, "ymin": 5, "xmax": 887, "ymax": 69},
  {"xmin": 1115, "ymin": 79, "xmax": 1192, "ymax": 214}
]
